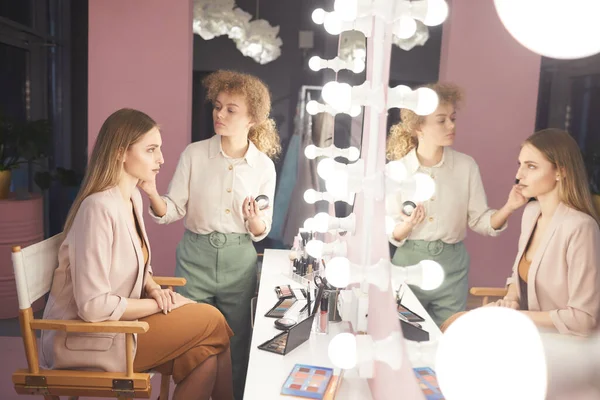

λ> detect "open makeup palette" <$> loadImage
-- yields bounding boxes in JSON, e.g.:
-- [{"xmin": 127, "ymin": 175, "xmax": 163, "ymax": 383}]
[{"xmin": 258, "ymin": 281, "xmax": 325, "ymax": 355}]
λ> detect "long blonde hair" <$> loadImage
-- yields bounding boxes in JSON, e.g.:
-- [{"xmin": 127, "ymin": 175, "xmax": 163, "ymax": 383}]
[
  {"xmin": 386, "ymin": 82, "xmax": 463, "ymax": 161},
  {"xmin": 63, "ymin": 108, "xmax": 158, "ymax": 235},
  {"xmin": 525, "ymin": 129, "xmax": 599, "ymax": 225},
  {"xmin": 203, "ymin": 70, "xmax": 281, "ymax": 159}
]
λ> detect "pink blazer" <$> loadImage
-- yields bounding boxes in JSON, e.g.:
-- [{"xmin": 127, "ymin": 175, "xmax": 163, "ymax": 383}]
[
  {"xmin": 510, "ymin": 201, "xmax": 600, "ymax": 336},
  {"xmin": 41, "ymin": 186, "xmax": 152, "ymax": 372}
]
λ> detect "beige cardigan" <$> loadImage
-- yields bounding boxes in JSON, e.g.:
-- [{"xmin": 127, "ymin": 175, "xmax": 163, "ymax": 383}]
[
  {"xmin": 510, "ymin": 201, "xmax": 600, "ymax": 336},
  {"xmin": 41, "ymin": 186, "xmax": 152, "ymax": 372}
]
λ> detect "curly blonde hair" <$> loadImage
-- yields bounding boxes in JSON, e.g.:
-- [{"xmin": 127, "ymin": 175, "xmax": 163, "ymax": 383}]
[
  {"xmin": 203, "ymin": 70, "xmax": 281, "ymax": 159},
  {"xmin": 386, "ymin": 82, "xmax": 464, "ymax": 161}
]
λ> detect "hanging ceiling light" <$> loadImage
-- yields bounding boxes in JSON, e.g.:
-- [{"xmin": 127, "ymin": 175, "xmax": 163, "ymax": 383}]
[
  {"xmin": 192, "ymin": 0, "xmax": 250, "ymax": 40},
  {"xmin": 393, "ymin": 19, "xmax": 430, "ymax": 51},
  {"xmin": 192, "ymin": 0, "xmax": 283, "ymax": 65},
  {"xmin": 234, "ymin": 19, "xmax": 283, "ymax": 65}
]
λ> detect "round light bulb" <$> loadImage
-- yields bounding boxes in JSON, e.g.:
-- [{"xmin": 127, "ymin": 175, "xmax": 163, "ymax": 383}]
[
  {"xmin": 423, "ymin": 0, "xmax": 449, "ymax": 26},
  {"xmin": 333, "ymin": 85, "xmax": 353, "ymax": 111},
  {"xmin": 317, "ymin": 158, "xmax": 336, "ymax": 180},
  {"xmin": 436, "ymin": 307, "xmax": 547, "ymax": 400},
  {"xmin": 417, "ymin": 260, "xmax": 444, "ymax": 290},
  {"xmin": 347, "ymin": 146, "xmax": 360, "ymax": 161},
  {"xmin": 353, "ymin": 48, "xmax": 366, "ymax": 61},
  {"xmin": 304, "ymin": 144, "xmax": 318, "ymax": 159},
  {"xmin": 349, "ymin": 105, "xmax": 362, "ymax": 117},
  {"xmin": 413, "ymin": 172, "xmax": 436, "ymax": 202},
  {"xmin": 334, "ymin": 0, "xmax": 358, "ymax": 22},
  {"xmin": 351, "ymin": 58, "xmax": 365, "ymax": 73},
  {"xmin": 308, "ymin": 56, "xmax": 322, "ymax": 71},
  {"xmin": 414, "ymin": 87, "xmax": 439, "ymax": 116},
  {"xmin": 494, "ymin": 0, "xmax": 600, "ymax": 60},
  {"xmin": 321, "ymin": 81, "xmax": 339, "ymax": 106},
  {"xmin": 322, "ymin": 81, "xmax": 352, "ymax": 111},
  {"xmin": 394, "ymin": 16, "xmax": 418, "ymax": 39},
  {"xmin": 303, "ymin": 218, "xmax": 315, "ymax": 231},
  {"xmin": 306, "ymin": 239, "xmax": 324, "ymax": 258},
  {"xmin": 304, "ymin": 189, "xmax": 319, "ymax": 204},
  {"xmin": 325, "ymin": 174, "xmax": 349, "ymax": 197},
  {"xmin": 313, "ymin": 212, "xmax": 331, "ymax": 233},
  {"xmin": 325, "ymin": 256, "xmax": 351, "ymax": 288},
  {"xmin": 323, "ymin": 11, "xmax": 343, "ymax": 35},
  {"xmin": 306, "ymin": 100, "xmax": 320, "ymax": 115},
  {"xmin": 328, "ymin": 333, "xmax": 357, "ymax": 369},
  {"xmin": 385, "ymin": 160, "xmax": 408, "ymax": 182},
  {"xmin": 312, "ymin": 8, "xmax": 326, "ymax": 25}
]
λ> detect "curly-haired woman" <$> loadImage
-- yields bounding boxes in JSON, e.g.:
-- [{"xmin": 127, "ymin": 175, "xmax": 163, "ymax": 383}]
[
  {"xmin": 385, "ymin": 82, "xmax": 527, "ymax": 327},
  {"xmin": 143, "ymin": 70, "xmax": 280, "ymax": 399}
]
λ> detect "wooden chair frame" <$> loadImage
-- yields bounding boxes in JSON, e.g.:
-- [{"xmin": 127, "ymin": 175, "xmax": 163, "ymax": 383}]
[
  {"xmin": 11, "ymin": 239, "xmax": 186, "ymax": 400},
  {"xmin": 469, "ymin": 287, "xmax": 508, "ymax": 306}
]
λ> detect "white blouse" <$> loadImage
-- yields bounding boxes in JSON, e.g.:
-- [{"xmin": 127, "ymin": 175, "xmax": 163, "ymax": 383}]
[
  {"xmin": 149, "ymin": 135, "xmax": 276, "ymax": 242},
  {"xmin": 386, "ymin": 147, "xmax": 506, "ymax": 247}
]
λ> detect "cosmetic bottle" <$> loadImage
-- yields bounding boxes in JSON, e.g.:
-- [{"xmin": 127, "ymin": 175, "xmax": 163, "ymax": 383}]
[
  {"xmin": 315, "ymin": 294, "xmax": 329, "ymax": 334},
  {"xmin": 289, "ymin": 236, "xmax": 301, "ymax": 275}
]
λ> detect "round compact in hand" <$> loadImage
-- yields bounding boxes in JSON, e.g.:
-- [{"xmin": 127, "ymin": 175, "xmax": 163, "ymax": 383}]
[
  {"xmin": 255, "ymin": 195, "xmax": 270, "ymax": 210},
  {"xmin": 402, "ymin": 200, "xmax": 417, "ymax": 216},
  {"xmin": 274, "ymin": 317, "xmax": 297, "ymax": 331}
]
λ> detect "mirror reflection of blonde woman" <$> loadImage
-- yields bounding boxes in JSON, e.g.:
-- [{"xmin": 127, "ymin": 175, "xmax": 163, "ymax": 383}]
[
  {"xmin": 442, "ymin": 129, "xmax": 600, "ymax": 336},
  {"xmin": 386, "ymin": 83, "xmax": 528, "ymax": 326}
]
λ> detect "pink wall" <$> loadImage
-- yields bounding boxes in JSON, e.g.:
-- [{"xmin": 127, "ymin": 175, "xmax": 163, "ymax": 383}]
[
  {"xmin": 439, "ymin": 0, "xmax": 541, "ymax": 287},
  {"xmin": 88, "ymin": 0, "xmax": 193, "ymax": 276}
]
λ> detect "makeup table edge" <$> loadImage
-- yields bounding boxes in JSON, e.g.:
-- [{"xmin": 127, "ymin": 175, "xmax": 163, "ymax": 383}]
[{"xmin": 243, "ymin": 249, "xmax": 442, "ymax": 399}]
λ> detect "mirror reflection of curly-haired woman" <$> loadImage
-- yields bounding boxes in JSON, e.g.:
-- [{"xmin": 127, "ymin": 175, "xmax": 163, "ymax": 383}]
[{"xmin": 386, "ymin": 83, "xmax": 528, "ymax": 327}]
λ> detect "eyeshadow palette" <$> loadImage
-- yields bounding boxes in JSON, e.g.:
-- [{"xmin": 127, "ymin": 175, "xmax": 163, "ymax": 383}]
[
  {"xmin": 265, "ymin": 298, "xmax": 297, "ymax": 318},
  {"xmin": 259, "ymin": 331, "xmax": 289, "ymax": 353},
  {"xmin": 257, "ymin": 312, "xmax": 315, "ymax": 355},
  {"xmin": 397, "ymin": 303, "xmax": 425, "ymax": 323},
  {"xmin": 413, "ymin": 367, "xmax": 444, "ymax": 400},
  {"xmin": 275, "ymin": 284, "xmax": 294, "ymax": 299},
  {"xmin": 259, "ymin": 283, "xmax": 326, "ymax": 355},
  {"xmin": 281, "ymin": 364, "xmax": 333, "ymax": 399}
]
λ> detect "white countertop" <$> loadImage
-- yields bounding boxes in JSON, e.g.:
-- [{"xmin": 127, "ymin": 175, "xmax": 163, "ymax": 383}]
[{"xmin": 243, "ymin": 249, "xmax": 441, "ymax": 399}]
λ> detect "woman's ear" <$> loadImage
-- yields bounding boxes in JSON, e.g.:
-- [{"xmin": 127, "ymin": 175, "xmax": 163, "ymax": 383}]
[
  {"xmin": 117, "ymin": 147, "xmax": 126, "ymax": 163},
  {"xmin": 415, "ymin": 128, "xmax": 423, "ymax": 140}
]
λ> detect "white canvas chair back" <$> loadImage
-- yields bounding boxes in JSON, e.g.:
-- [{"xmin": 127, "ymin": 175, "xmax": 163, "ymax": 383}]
[{"xmin": 12, "ymin": 234, "xmax": 62, "ymax": 310}]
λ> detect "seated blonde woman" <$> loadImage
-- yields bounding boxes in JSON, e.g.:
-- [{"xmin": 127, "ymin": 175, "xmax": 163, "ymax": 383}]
[
  {"xmin": 41, "ymin": 109, "xmax": 234, "ymax": 400},
  {"xmin": 441, "ymin": 129, "xmax": 600, "ymax": 336}
]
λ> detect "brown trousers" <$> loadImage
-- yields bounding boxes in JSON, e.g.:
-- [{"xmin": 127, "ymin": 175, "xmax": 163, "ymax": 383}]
[
  {"xmin": 133, "ymin": 303, "xmax": 233, "ymax": 384},
  {"xmin": 440, "ymin": 311, "xmax": 468, "ymax": 333}
]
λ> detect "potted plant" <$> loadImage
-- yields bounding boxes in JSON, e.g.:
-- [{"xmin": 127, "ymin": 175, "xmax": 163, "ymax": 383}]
[
  {"xmin": 0, "ymin": 114, "xmax": 52, "ymax": 318},
  {"xmin": 0, "ymin": 113, "xmax": 52, "ymax": 198},
  {"xmin": 35, "ymin": 167, "xmax": 82, "ymax": 192},
  {"xmin": 0, "ymin": 114, "xmax": 20, "ymax": 198}
]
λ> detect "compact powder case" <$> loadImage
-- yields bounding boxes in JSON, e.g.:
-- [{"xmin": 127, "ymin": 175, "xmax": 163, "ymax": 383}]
[
  {"xmin": 274, "ymin": 317, "xmax": 297, "ymax": 330},
  {"xmin": 255, "ymin": 195, "xmax": 270, "ymax": 210},
  {"xmin": 402, "ymin": 200, "xmax": 417, "ymax": 216}
]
